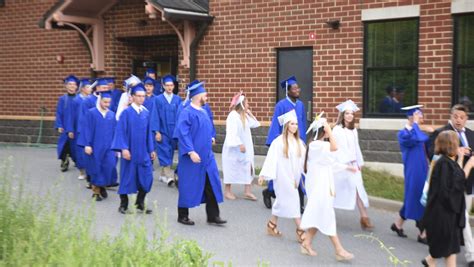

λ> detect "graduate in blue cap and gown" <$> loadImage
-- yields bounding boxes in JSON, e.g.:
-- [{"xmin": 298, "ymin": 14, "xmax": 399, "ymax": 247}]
[
  {"xmin": 72, "ymin": 78, "xmax": 92, "ymax": 180},
  {"xmin": 145, "ymin": 68, "xmax": 163, "ymax": 96},
  {"xmin": 262, "ymin": 76, "xmax": 307, "ymax": 212},
  {"xmin": 106, "ymin": 77, "xmax": 122, "ymax": 113},
  {"xmin": 112, "ymin": 83, "xmax": 156, "ymax": 214},
  {"xmin": 173, "ymin": 80, "xmax": 226, "ymax": 226},
  {"xmin": 143, "ymin": 77, "xmax": 156, "ymax": 112},
  {"xmin": 55, "ymin": 75, "xmax": 79, "ymax": 172},
  {"xmin": 77, "ymin": 91, "xmax": 117, "ymax": 201},
  {"xmin": 151, "ymin": 74, "xmax": 182, "ymax": 186},
  {"xmin": 391, "ymin": 105, "xmax": 429, "ymax": 243}
]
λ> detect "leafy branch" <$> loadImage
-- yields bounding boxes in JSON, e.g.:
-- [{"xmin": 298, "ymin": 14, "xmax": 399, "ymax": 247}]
[{"xmin": 354, "ymin": 233, "xmax": 411, "ymax": 266}]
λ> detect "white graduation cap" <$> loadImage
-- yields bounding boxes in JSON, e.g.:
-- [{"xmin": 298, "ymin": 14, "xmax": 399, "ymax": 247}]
[
  {"xmin": 401, "ymin": 104, "xmax": 423, "ymax": 116},
  {"xmin": 277, "ymin": 109, "xmax": 298, "ymax": 126},
  {"xmin": 124, "ymin": 75, "xmax": 142, "ymax": 90},
  {"xmin": 306, "ymin": 111, "xmax": 327, "ymax": 140},
  {"xmin": 336, "ymin": 99, "xmax": 360, "ymax": 113}
]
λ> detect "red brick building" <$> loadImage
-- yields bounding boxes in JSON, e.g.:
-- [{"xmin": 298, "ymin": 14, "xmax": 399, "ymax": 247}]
[{"xmin": 0, "ymin": 0, "xmax": 473, "ymax": 167}]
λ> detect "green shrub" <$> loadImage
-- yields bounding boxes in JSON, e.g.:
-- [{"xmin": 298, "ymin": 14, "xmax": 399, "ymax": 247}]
[{"xmin": 0, "ymin": 158, "xmax": 211, "ymax": 267}]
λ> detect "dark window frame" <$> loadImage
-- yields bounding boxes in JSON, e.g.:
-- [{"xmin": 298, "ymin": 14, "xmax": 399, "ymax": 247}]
[
  {"xmin": 362, "ymin": 18, "xmax": 420, "ymax": 118},
  {"xmin": 452, "ymin": 13, "xmax": 474, "ymax": 115}
]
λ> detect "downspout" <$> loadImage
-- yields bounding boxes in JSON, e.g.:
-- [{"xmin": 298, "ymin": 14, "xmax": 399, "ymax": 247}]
[{"xmin": 189, "ymin": 19, "xmax": 213, "ymax": 81}]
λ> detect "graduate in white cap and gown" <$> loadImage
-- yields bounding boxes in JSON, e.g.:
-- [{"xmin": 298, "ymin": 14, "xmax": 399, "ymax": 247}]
[
  {"xmin": 332, "ymin": 100, "xmax": 373, "ymax": 230},
  {"xmin": 55, "ymin": 75, "xmax": 79, "ymax": 172},
  {"xmin": 222, "ymin": 91, "xmax": 260, "ymax": 200},
  {"xmin": 258, "ymin": 109, "xmax": 306, "ymax": 243},
  {"xmin": 262, "ymin": 76, "xmax": 307, "ymax": 211},
  {"xmin": 112, "ymin": 83, "xmax": 156, "ymax": 214},
  {"xmin": 115, "ymin": 75, "xmax": 141, "ymax": 121},
  {"xmin": 173, "ymin": 80, "xmax": 226, "ymax": 226},
  {"xmin": 299, "ymin": 112, "xmax": 355, "ymax": 261}
]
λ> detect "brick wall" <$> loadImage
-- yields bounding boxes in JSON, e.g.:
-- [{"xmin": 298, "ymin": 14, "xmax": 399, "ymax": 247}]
[
  {"xmin": 197, "ymin": 0, "xmax": 453, "ymax": 126},
  {"xmin": 0, "ymin": 0, "xmax": 457, "ymax": 126}
]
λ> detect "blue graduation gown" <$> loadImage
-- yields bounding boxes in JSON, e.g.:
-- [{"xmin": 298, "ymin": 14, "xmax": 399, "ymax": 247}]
[
  {"xmin": 71, "ymin": 94, "xmax": 89, "ymax": 169},
  {"xmin": 112, "ymin": 106, "xmax": 154, "ymax": 194},
  {"xmin": 173, "ymin": 104, "xmax": 223, "ymax": 208},
  {"xmin": 266, "ymin": 98, "xmax": 307, "ymax": 145},
  {"xmin": 175, "ymin": 100, "xmax": 216, "ymax": 139},
  {"xmin": 55, "ymin": 94, "xmax": 77, "ymax": 160},
  {"xmin": 110, "ymin": 89, "xmax": 123, "ymax": 113},
  {"xmin": 152, "ymin": 82, "xmax": 163, "ymax": 96},
  {"xmin": 150, "ymin": 94, "xmax": 182, "ymax": 166},
  {"xmin": 398, "ymin": 123, "xmax": 429, "ymax": 221},
  {"xmin": 143, "ymin": 95, "xmax": 156, "ymax": 113},
  {"xmin": 266, "ymin": 98, "xmax": 307, "ymax": 191},
  {"xmin": 77, "ymin": 108, "xmax": 118, "ymax": 187}
]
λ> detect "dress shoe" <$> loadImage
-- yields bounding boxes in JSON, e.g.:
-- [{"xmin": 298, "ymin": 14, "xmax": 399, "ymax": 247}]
[
  {"xmin": 421, "ymin": 259, "xmax": 428, "ymax": 267},
  {"xmin": 60, "ymin": 158, "xmax": 69, "ymax": 172},
  {"xmin": 92, "ymin": 194, "xmax": 103, "ymax": 201},
  {"xmin": 100, "ymin": 187, "xmax": 108, "ymax": 199},
  {"xmin": 390, "ymin": 223, "xmax": 407, "ymax": 238},
  {"xmin": 178, "ymin": 217, "xmax": 195, "ymax": 225},
  {"xmin": 417, "ymin": 235, "xmax": 428, "ymax": 245},
  {"xmin": 136, "ymin": 205, "xmax": 152, "ymax": 214},
  {"xmin": 207, "ymin": 217, "xmax": 227, "ymax": 225},
  {"xmin": 262, "ymin": 189, "xmax": 272, "ymax": 209},
  {"xmin": 118, "ymin": 207, "xmax": 128, "ymax": 214}
]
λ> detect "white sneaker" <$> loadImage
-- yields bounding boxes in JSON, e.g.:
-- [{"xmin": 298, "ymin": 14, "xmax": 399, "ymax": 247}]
[
  {"xmin": 159, "ymin": 176, "xmax": 168, "ymax": 183},
  {"xmin": 78, "ymin": 174, "xmax": 86, "ymax": 180}
]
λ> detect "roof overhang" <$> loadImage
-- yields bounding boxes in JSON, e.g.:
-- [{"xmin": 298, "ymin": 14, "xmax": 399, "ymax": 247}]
[{"xmin": 38, "ymin": 0, "xmax": 117, "ymax": 71}]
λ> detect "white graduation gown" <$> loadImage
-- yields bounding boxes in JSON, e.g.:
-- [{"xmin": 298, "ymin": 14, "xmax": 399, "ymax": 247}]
[
  {"xmin": 115, "ymin": 92, "xmax": 131, "ymax": 120},
  {"xmin": 259, "ymin": 135, "xmax": 305, "ymax": 218},
  {"xmin": 222, "ymin": 111, "xmax": 260, "ymax": 184},
  {"xmin": 332, "ymin": 125, "xmax": 370, "ymax": 210},
  {"xmin": 300, "ymin": 141, "xmax": 346, "ymax": 236}
]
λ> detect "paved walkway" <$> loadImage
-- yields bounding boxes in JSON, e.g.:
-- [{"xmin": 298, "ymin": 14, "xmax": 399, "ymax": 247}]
[{"xmin": 0, "ymin": 145, "xmax": 469, "ymax": 266}]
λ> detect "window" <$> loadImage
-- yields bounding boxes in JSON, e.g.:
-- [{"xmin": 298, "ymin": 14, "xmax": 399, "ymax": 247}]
[
  {"xmin": 453, "ymin": 14, "xmax": 474, "ymax": 115},
  {"xmin": 363, "ymin": 19, "xmax": 419, "ymax": 117}
]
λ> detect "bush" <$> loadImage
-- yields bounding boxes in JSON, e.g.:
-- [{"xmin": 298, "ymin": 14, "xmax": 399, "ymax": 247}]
[{"xmin": 0, "ymin": 158, "xmax": 211, "ymax": 267}]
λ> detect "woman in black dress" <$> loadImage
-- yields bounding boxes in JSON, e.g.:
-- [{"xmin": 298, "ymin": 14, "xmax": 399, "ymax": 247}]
[{"xmin": 422, "ymin": 130, "xmax": 474, "ymax": 267}]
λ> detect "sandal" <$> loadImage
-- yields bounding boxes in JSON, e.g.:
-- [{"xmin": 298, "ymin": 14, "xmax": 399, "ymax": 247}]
[
  {"xmin": 300, "ymin": 243, "xmax": 317, "ymax": 256},
  {"xmin": 266, "ymin": 220, "xmax": 282, "ymax": 237},
  {"xmin": 296, "ymin": 228, "xmax": 305, "ymax": 243},
  {"xmin": 243, "ymin": 193, "xmax": 257, "ymax": 201}
]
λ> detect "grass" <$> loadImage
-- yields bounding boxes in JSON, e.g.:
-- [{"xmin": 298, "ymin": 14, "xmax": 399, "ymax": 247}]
[
  {"xmin": 0, "ymin": 158, "xmax": 211, "ymax": 267},
  {"xmin": 362, "ymin": 168, "xmax": 404, "ymax": 202},
  {"xmin": 255, "ymin": 167, "xmax": 405, "ymax": 202}
]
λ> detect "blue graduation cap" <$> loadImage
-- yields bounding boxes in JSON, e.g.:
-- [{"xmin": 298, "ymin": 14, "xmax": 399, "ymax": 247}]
[
  {"xmin": 280, "ymin": 76, "xmax": 298, "ymax": 96},
  {"xmin": 401, "ymin": 104, "xmax": 423, "ymax": 116},
  {"xmin": 100, "ymin": 90, "xmax": 112, "ymax": 99},
  {"xmin": 131, "ymin": 83, "xmax": 146, "ymax": 95},
  {"xmin": 105, "ymin": 77, "xmax": 115, "ymax": 84},
  {"xmin": 187, "ymin": 80, "xmax": 206, "ymax": 99},
  {"xmin": 97, "ymin": 78, "xmax": 109, "ymax": 86},
  {"xmin": 162, "ymin": 74, "xmax": 176, "ymax": 84},
  {"xmin": 63, "ymin": 75, "xmax": 79, "ymax": 85},
  {"xmin": 79, "ymin": 78, "xmax": 91, "ymax": 88},
  {"xmin": 143, "ymin": 77, "xmax": 155, "ymax": 85},
  {"xmin": 145, "ymin": 68, "xmax": 156, "ymax": 75}
]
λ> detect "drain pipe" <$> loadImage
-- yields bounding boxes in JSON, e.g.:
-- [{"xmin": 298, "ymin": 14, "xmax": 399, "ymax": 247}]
[{"xmin": 189, "ymin": 19, "xmax": 213, "ymax": 81}]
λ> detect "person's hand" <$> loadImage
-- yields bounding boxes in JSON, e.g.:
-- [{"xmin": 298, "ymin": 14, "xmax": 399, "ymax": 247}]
[
  {"xmin": 239, "ymin": 144, "xmax": 246, "ymax": 153},
  {"xmin": 460, "ymin": 147, "xmax": 472, "ymax": 157},
  {"xmin": 458, "ymin": 147, "xmax": 467, "ymax": 160},
  {"xmin": 413, "ymin": 111, "xmax": 422, "ymax": 124},
  {"xmin": 68, "ymin": 132, "xmax": 74, "ymax": 139},
  {"xmin": 58, "ymin": 128, "xmax": 64, "ymax": 134},
  {"xmin": 189, "ymin": 151, "xmax": 201, "ymax": 163},
  {"xmin": 258, "ymin": 176, "xmax": 265, "ymax": 186},
  {"xmin": 347, "ymin": 165, "xmax": 358, "ymax": 173},
  {"xmin": 155, "ymin": 132, "xmax": 162, "ymax": 142},
  {"xmin": 323, "ymin": 121, "xmax": 332, "ymax": 135},
  {"xmin": 151, "ymin": 152, "xmax": 157, "ymax": 161},
  {"xmin": 85, "ymin": 146, "xmax": 93, "ymax": 155},
  {"xmin": 122, "ymin": 149, "xmax": 131, "ymax": 160}
]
